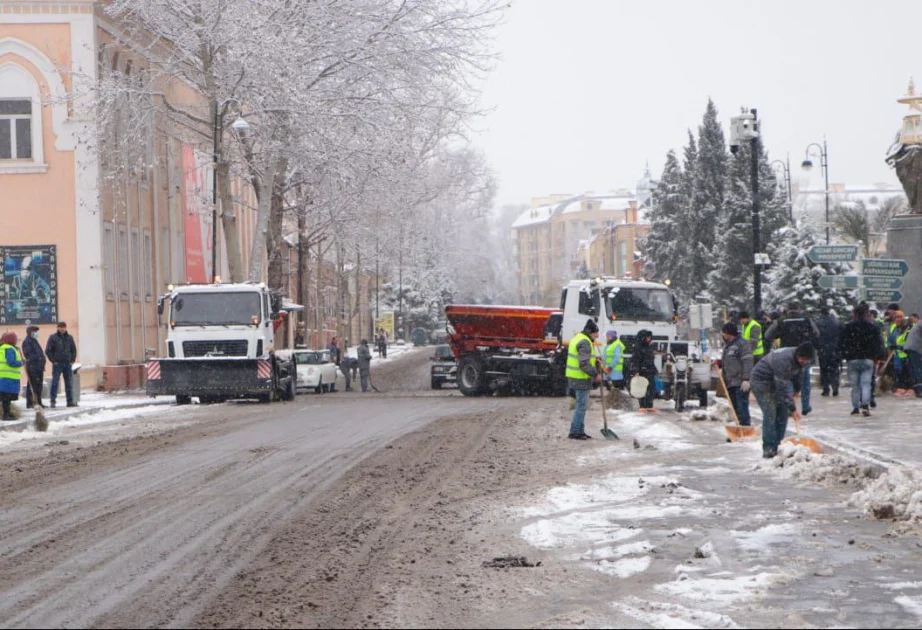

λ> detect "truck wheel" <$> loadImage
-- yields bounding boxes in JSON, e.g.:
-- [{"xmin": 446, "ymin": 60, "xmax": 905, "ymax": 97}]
[
  {"xmin": 282, "ymin": 378, "xmax": 296, "ymax": 401},
  {"xmin": 315, "ymin": 378, "xmax": 323, "ymax": 395},
  {"xmin": 176, "ymin": 395, "xmax": 192, "ymax": 405},
  {"xmin": 457, "ymin": 356, "xmax": 487, "ymax": 396}
]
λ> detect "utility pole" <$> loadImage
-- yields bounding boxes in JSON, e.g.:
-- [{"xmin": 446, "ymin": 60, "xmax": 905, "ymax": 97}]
[
  {"xmin": 750, "ymin": 109, "xmax": 762, "ymax": 317},
  {"xmin": 211, "ymin": 100, "xmax": 219, "ymax": 283}
]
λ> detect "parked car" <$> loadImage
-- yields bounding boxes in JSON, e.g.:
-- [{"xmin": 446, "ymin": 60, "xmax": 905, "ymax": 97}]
[
  {"xmin": 278, "ymin": 349, "xmax": 341, "ymax": 394},
  {"xmin": 430, "ymin": 344, "xmax": 457, "ymax": 389}
]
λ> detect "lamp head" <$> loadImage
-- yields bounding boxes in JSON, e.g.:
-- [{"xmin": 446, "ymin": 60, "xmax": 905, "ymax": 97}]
[
  {"xmin": 801, "ymin": 158, "xmax": 814, "ymax": 172},
  {"xmin": 231, "ymin": 117, "xmax": 250, "ymax": 132}
]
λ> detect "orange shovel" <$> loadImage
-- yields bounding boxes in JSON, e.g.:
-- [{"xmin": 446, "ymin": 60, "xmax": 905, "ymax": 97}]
[{"xmin": 782, "ymin": 413, "xmax": 822, "ymax": 454}]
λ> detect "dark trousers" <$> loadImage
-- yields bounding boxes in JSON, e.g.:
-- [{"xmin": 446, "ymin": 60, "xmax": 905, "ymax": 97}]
[
  {"xmin": 819, "ymin": 354, "xmax": 840, "ymax": 394},
  {"xmin": 25, "ymin": 369, "xmax": 43, "ymax": 408},
  {"xmin": 727, "ymin": 386, "xmax": 751, "ymax": 426},
  {"xmin": 50, "ymin": 363, "xmax": 74, "ymax": 405},
  {"xmin": 1, "ymin": 393, "xmax": 14, "ymax": 418},
  {"xmin": 639, "ymin": 381, "xmax": 654, "ymax": 409}
]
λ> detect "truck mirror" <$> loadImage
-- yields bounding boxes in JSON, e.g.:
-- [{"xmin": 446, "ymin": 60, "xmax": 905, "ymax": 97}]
[{"xmin": 157, "ymin": 296, "xmax": 165, "ymax": 316}]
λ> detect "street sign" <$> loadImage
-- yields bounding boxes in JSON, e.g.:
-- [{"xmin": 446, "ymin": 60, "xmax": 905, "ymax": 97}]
[
  {"xmin": 807, "ymin": 245, "xmax": 859, "ymax": 263},
  {"xmin": 862, "ymin": 276, "xmax": 904, "ymax": 290},
  {"xmin": 861, "ymin": 258, "xmax": 910, "ymax": 278},
  {"xmin": 818, "ymin": 275, "xmax": 859, "ymax": 289},
  {"xmin": 863, "ymin": 289, "xmax": 903, "ymax": 303}
]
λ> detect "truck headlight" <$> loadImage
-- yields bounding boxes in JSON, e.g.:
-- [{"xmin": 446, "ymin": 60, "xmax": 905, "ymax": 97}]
[{"xmin": 676, "ymin": 358, "xmax": 688, "ymax": 372}]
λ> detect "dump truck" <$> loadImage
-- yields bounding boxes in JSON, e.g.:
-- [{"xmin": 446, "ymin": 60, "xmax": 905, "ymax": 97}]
[{"xmin": 445, "ymin": 277, "xmax": 712, "ymax": 409}]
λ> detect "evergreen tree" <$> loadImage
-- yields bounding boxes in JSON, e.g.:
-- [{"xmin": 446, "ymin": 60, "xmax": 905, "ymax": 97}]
[
  {"xmin": 707, "ymin": 149, "xmax": 752, "ymax": 309},
  {"xmin": 672, "ymin": 130, "xmax": 698, "ymax": 299},
  {"xmin": 645, "ymin": 150, "xmax": 684, "ymax": 284},
  {"xmin": 764, "ymin": 217, "xmax": 857, "ymax": 316}
]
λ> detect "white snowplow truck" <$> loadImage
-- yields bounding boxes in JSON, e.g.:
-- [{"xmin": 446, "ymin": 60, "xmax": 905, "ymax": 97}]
[
  {"xmin": 146, "ymin": 283, "xmax": 296, "ymax": 404},
  {"xmin": 559, "ymin": 277, "xmax": 712, "ymax": 410}
]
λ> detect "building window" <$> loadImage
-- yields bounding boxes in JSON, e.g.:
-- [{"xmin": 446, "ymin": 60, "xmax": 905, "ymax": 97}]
[
  {"xmin": 118, "ymin": 224, "xmax": 129, "ymax": 300},
  {"xmin": 619, "ymin": 242, "xmax": 628, "ymax": 276},
  {"xmin": 0, "ymin": 99, "xmax": 32, "ymax": 160},
  {"xmin": 143, "ymin": 230, "xmax": 153, "ymax": 299},
  {"xmin": 103, "ymin": 223, "xmax": 115, "ymax": 300}
]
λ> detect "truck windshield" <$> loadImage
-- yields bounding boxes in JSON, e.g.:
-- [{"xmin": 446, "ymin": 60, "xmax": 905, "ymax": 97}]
[
  {"xmin": 171, "ymin": 292, "xmax": 261, "ymax": 326},
  {"xmin": 605, "ymin": 288, "xmax": 674, "ymax": 322}
]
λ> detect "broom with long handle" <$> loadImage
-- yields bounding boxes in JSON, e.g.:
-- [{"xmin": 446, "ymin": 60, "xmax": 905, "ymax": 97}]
[{"xmin": 28, "ymin": 376, "xmax": 48, "ymax": 432}]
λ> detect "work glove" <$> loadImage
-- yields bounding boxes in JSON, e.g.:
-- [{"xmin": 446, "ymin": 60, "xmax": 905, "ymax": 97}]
[{"xmin": 740, "ymin": 381, "xmax": 751, "ymax": 393}]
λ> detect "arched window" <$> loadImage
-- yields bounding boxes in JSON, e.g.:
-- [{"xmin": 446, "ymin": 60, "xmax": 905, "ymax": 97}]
[{"xmin": 0, "ymin": 62, "xmax": 44, "ymax": 167}]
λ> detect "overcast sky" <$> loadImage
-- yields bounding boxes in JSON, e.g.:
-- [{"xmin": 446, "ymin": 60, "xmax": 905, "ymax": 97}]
[{"xmin": 475, "ymin": 0, "xmax": 916, "ymax": 208}]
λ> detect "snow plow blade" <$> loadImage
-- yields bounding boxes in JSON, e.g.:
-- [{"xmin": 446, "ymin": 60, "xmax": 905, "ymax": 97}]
[{"xmin": 147, "ymin": 359, "xmax": 273, "ymax": 398}]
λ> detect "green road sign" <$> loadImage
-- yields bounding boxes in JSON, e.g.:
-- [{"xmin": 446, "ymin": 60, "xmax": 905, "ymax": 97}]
[
  {"xmin": 863, "ymin": 288, "xmax": 904, "ymax": 303},
  {"xmin": 861, "ymin": 258, "xmax": 910, "ymax": 278},
  {"xmin": 818, "ymin": 275, "xmax": 859, "ymax": 289},
  {"xmin": 862, "ymin": 276, "xmax": 904, "ymax": 290},
  {"xmin": 807, "ymin": 245, "xmax": 860, "ymax": 263}
]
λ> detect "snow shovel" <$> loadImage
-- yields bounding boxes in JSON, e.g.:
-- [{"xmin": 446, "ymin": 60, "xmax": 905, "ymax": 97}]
[
  {"xmin": 593, "ymin": 353, "xmax": 618, "ymax": 440},
  {"xmin": 28, "ymin": 380, "xmax": 48, "ymax": 432},
  {"xmin": 782, "ymin": 414, "xmax": 822, "ymax": 454},
  {"xmin": 718, "ymin": 368, "xmax": 757, "ymax": 442},
  {"xmin": 876, "ymin": 351, "xmax": 895, "ymax": 394}
]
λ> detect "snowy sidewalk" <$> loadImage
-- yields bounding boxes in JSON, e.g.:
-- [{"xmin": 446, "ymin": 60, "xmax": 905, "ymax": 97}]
[
  {"xmin": 1, "ymin": 389, "xmax": 171, "ymax": 434},
  {"xmin": 797, "ymin": 389, "xmax": 922, "ymax": 469}
]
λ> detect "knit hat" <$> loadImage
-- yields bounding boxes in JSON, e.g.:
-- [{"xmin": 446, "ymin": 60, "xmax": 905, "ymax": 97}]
[
  {"xmin": 606, "ymin": 329, "xmax": 617, "ymax": 341},
  {"xmin": 722, "ymin": 322, "xmax": 739, "ymax": 336},
  {"xmin": 795, "ymin": 342, "xmax": 815, "ymax": 361},
  {"xmin": 737, "ymin": 311, "xmax": 750, "ymax": 321},
  {"xmin": 583, "ymin": 319, "xmax": 599, "ymax": 334},
  {"xmin": 0, "ymin": 331, "xmax": 17, "ymax": 346}
]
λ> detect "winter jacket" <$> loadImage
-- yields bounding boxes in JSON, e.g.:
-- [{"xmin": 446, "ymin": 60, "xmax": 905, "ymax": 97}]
[
  {"xmin": 815, "ymin": 314, "xmax": 843, "ymax": 358},
  {"xmin": 21, "ymin": 335, "xmax": 46, "ymax": 372},
  {"xmin": 904, "ymin": 324, "xmax": 922, "ymax": 355},
  {"xmin": 764, "ymin": 313, "xmax": 819, "ymax": 350},
  {"xmin": 0, "ymin": 344, "xmax": 23, "ymax": 396},
  {"xmin": 750, "ymin": 347, "xmax": 803, "ymax": 412},
  {"xmin": 630, "ymin": 339, "xmax": 657, "ymax": 381},
  {"xmin": 357, "ymin": 343, "xmax": 372, "ymax": 370},
  {"xmin": 566, "ymin": 334, "xmax": 597, "ymax": 391},
  {"xmin": 327, "ymin": 343, "xmax": 341, "ymax": 365},
  {"xmin": 837, "ymin": 319, "xmax": 886, "ymax": 362},
  {"xmin": 720, "ymin": 336, "xmax": 753, "ymax": 388},
  {"xmin": 45, "ymin": 332, "xmax": 77, "ymax": 365}
]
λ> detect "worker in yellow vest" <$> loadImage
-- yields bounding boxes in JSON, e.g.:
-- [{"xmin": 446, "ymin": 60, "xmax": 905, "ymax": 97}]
[
  {"xmin": 738, "ymin": 311, "xmax": 765, "ymax": 365},
  {"xmin": 603, "ymin": 329, "xmax": 626, "ymax": 389},
  {"xmin": 566, "ymin": 319, "xmax": 600, "ymax": 440},
  {"xmin": 0, "ymin": 331, "xmax": 24, "ymax": 421}
]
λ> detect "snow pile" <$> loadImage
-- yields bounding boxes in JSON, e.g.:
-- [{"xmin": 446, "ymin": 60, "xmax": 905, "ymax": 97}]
[
  {"xmin": 579, "ymin": 542, "xmax": 656, "ymax": 579},
  {"xmin": 689, "ymin": 399, "xmax": 733, "ymax": 423},
  {"xmin": 612, "ymin": 597, "xmax": 741, "ymax": 629},
  {"xmin": 756, "ymin": 444, "xmax": 881, "ymax": 488},
  {"xmin": 849, "ymin": 466, "xmax": 922, "ymax": 521},
  {"xmin": 614, "ymin": 413, "xmax": 695, "ymax": 451},
  {"xmin": 731, "ymin": 523, "xmax": 800, "ymax": 555},
  {"xmin": 520, "ymin": 511, "xmax": 641, "ymax": 550},
  {"xmin": 655, "ymin": 571, "xmax": 787, "ymax": 605}
]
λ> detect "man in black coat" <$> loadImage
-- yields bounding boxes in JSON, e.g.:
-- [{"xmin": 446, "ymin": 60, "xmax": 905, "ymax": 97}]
[
  {"xmin": 630, "ymin": 329, "xmax": 658, "ymax": 412},
  {"xmin": 21, "ymin": 325, "xmax": 46, "ymax": 408},
  {"xmin": 838, "ymin": 302, "xmax": 886, "ymax": 416},
  {"xmin": 45, "ymin": 321, "xmax": 78, "ymax": 408},
  {"xmin": 815, "ymin": 308, "xmax": 843, "ymax": 397}
]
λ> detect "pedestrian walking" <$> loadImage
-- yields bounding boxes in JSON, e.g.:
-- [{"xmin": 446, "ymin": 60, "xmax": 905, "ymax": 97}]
[
  {"xmin": 902, "ymin": 317, "xmax": 922, "ymax": 399},
  {"xmin": 738, "ymin": 311, "xmax": 765, "ymax": 364},
  {"xmin": 750, "ymin": 343, "xmax": 814, "ymax": 458},
  {"xmin": 44, "ymin": 321, "xmax": 77, "ymax": 408},
  {"xmin": 816, "ymin": 308, "xmax": 843, "ymax": 397},
  {"xmin": 630, "ymin": 329, "xmax": 658, "ymax": 413},
  {"xmin": 357, "ymin": 339, "xmax": 373, "ymax": 392},
  {"xmin": 764, "ymin": 303, "xmax": 819, "ymax": 416},
  {"xmin": 327, "ymin": 337, "xmax": 342, "ymax": 366},
  {"xmin": 0, "ymin": 332, "xmax": 23, "ymax": 420},
  {"xmin": 566, "ymin": 319, "xmax": 600, "ymax": 439},
  {"xmin": 21, "ymin": 325, "xmax": 46, "ymax": 409},
  {"xmin": 838, "ymin": 302, "xmax": 886, "ymax": 416},
  {"xmin": 718, "ymin": 322, "xmax": 753, "ymax": 426}
]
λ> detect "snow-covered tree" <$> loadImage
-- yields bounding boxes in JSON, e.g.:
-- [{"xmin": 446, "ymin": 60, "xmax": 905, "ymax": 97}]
[
  {"xmin": 707, "ymin": 150, "xmax": 752, "ymax": 309},
  {"xmin": 764, "ymin": 218, "xmax": 857, "ymax": 315},
  {"xmin": 645, "ymin": 150, "xmax": 685, "ymax": 285}
]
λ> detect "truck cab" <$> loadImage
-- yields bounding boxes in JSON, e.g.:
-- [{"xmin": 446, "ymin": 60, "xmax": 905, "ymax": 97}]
[
  {"xmin": 559, "ymin": 277, "xmax": 710, "ymax": 410},
  {"xmin": 147, "ymin": 283, "xmax": 295, "ymax": 404}
]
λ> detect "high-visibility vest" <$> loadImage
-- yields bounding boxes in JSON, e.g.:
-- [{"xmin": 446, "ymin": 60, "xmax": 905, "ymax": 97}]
[
  {"xmin": 605, "ymin": 339, "xmax": 625, "ymax": 374},
  {"xmin": 566, "ymin": 333, "xmax": 592, "ymax": 380},
  {"xmin": 0, "ymin": 344, "xmax": 22, "ymax": 383},
  {"xmin": 896, "ymin": 330, "xmax": 909, "ymax": 359},
  {"xmin": 742, "ymin": 320, "xmax": 764, "ymax": 356}
]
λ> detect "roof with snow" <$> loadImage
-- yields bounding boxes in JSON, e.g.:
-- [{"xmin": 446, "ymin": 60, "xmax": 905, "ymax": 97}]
[{"xmin": 511, "ymin": 204, "xmax": 554, "ymax": 228}]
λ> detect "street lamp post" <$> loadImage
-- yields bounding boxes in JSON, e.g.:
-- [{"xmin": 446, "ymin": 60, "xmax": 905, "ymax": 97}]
[
  {"xmin": 770, "ymin": 156, "xmax": 793, "ymax": 222},
  {"xmin": 802, "ymin": 138, "xmax": 830, "ymax": 244}
]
